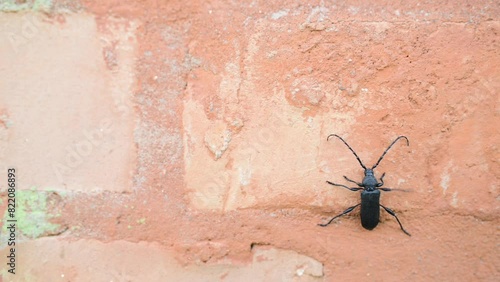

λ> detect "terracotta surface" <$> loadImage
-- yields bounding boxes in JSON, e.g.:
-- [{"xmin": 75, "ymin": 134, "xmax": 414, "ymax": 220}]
[{"xmin": 0, "ymin": 0, "xmax": 499, "ymax": 281}]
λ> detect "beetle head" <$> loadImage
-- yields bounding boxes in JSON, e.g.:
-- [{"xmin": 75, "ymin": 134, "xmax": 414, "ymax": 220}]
[{"xmin": 364, "ymin": 168, "xmax": 374, "ymax": 176}]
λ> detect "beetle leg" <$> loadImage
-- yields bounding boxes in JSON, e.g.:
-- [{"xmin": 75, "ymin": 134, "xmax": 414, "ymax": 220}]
[
  {"xmin": 343, "ymin": 176, "xmax": 363, "ymax": 187},
  {"xmin": 318, "ymin": 203, "xmax": 361, "ymax": 227},
  {"xmin": 326, "ymin": 181, "xmax": 363, "ymax": 192},
  {"xmin": 376, "ymin": 172, "xmax": 386, "ymax": 187},
  {"xmin": 380, "ymin": 204, "xmax": 411, "ymax": 236},
  {"xmin": 379, "ymin": 187, "xmax": 410, "ymax": 192}
]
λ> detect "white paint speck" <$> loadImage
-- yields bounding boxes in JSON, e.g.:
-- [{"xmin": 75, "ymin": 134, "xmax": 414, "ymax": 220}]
[
  {"xmin": 440, "ymin": 161, "xmax": 453, "ymax": 195},
  {"xmin": 441, "ymin": 174, "xmax": 450, "ymax": 194},
  {"xmin": 266, "ymin": 50, "xmax": 278, "ymax": 58},
  {"xmin": 239, "ymin": 167, "xmax": 252, "ymax": 186},
  {"xmin": 451, "ymin": 191, "xmax": 458, "ymax": 207},
  {"xmin": 348, "ymin": 6, "xmax": 360, "ymax": 15},
  {"xmin": 271, "ymin": 9, "xmax": 289, "ymax": 20},
  {"xmin": 397, "ymin": 178, "xmax": 406, "ymax": 185}
]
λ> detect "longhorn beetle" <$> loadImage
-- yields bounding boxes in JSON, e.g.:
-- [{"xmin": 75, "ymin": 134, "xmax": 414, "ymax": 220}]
[{"xmin": 318, "ymin": 134, "xmax": 411, "ymax": 236}]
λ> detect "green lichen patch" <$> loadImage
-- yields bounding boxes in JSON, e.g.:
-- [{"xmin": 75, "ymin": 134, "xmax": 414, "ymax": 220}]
[
  {"xmin": 0, "ymin": 0, "xmax": 52, "ymax": 12},
  {"xmin": 1, "ymin": 189, "xmax": 65, "ymax": 242}
]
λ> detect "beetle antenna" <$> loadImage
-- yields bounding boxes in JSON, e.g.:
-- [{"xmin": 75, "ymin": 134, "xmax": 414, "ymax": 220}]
[
  {"xmin": 327, "ymin": 134, "xmax": 367, "ymax": 170},
  {"xmin": 372, "ymin": 136, "xmax": 409, "ymax": 169}
]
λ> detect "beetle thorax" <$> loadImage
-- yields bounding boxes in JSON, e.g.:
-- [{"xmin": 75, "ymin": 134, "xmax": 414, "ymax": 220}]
[{"xmin": 362, "ymin": 169, "xmax": 378, "ymax": 191}]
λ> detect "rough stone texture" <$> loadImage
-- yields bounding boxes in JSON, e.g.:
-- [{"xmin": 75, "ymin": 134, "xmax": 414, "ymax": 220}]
[{"xmin": 0, "ymin": 0, "xmax": 499, "ymax": 281}]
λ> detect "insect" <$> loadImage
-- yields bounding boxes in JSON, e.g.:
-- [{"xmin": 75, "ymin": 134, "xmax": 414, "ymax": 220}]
[{"xmin": 318, "ymin": 134, "xmax": 411, "ymax": 236}]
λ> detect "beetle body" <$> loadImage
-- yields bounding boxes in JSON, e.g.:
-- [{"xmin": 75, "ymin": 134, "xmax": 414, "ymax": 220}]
[
  {"xmin": 360, "ymin": 190, "xmax": 380, "ymax": 230},
  {"xmin": 359, "ymin": 168, "xmax": 381, "ymax": 230},
  {"xmin": 319, "ymin": 135, "xmax": 411, "ymax": 236}
]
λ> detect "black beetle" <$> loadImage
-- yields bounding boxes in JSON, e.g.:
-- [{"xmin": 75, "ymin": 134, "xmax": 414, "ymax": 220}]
[{"xmin": 318, "ymin": 134, "xmax": 411, "ymax": 236}]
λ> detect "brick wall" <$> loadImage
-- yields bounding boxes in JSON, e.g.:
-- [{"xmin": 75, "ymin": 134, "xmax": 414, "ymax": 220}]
[{"xmin": 0, "ymin": 1, "xmax": 498, "ymax": 281}]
